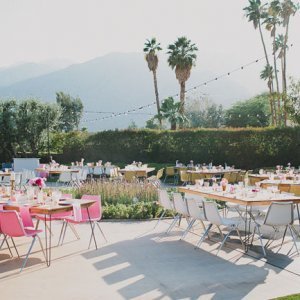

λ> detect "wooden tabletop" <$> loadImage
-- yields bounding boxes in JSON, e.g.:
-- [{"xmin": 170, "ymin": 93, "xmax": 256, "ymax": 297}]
[
  {"xmin": 3, "ymin": 199, "xmax": 95, "ymax": 215},
  {"xmin": 179, "ymin": 186, "xmax": 300, "ymax": 206},
  {"xmin": 35, "ymin": 168, "xmax": 79, "ymax": 174},
  {"xmin": 187, "ymin": 169, "xmax": 241, "ymax": 175},
  {"xmin": 0, "ymin": 172, "xmax": 11, "ymax": 176},
  {"xmin": 119, "ymin": 167, "xmax": 155, "ymax": 173}
]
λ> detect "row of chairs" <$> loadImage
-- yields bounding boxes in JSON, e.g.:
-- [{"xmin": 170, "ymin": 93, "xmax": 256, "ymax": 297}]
[
  {"xmin": 260, "ymin": 183, "xmax": 300, "ymax": 196},
  {"xmin": 156, "ymin": 190, "xmax": 299, "ymax": 257},
  {"xmin": 0, "ymin": 170, "xmax": 36, "ymax": 189}
]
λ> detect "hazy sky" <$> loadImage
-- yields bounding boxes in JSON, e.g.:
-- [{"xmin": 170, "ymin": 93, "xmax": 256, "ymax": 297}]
[
  {"xmin": 1, "ymin": 0, "xmax": 300, "ymax": 105},
  {"xmin": 1, "ymin": 0, "xmax": 299, "ymax": 66}
]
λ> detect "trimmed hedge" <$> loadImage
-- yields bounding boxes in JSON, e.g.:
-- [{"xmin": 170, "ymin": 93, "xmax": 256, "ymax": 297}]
[{"xmin": 53, "ymin": 127, "xmax": 300, "ymax": 169}]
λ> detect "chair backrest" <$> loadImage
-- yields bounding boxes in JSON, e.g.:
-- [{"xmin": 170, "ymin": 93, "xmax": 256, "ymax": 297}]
[
  {"xmin": 203, "ymin": 201, "xmax": 222, "ymax": 226},
  {"xmin": 165, "ymin": 167, "xmax": 175, "ymax": 176},
  {"xmin": 158, "ymin": 189, "xmax": 173, "ymax": 210},
  {"xmin": 156, "ymin": 168, "xmax": 164, "ymax": 180},
  {"xmin": 290, "ymin": 185, "xmax": 300, "ymax": 196},
  {"xmin": 80, "ymin": 169, "xmax": 88, "ymax": 181},
  {"xmin": 80, "ymin": 195, "xmax": 102, "ymax": 221},
  {"xmin": 180, "ymin": 171, "xmax": 190, "ymax": 183},
  {"xmin": 186, "ymin": 197, "xmax": 205, "ymax": 220},
  {"xmin": 278, "ymin": 184, "xmax": 290, "ymax": 193},
  {"xmin": 0, "ymin": 210, "xmax": 26, "ymax": 237},
  {"xmin": 124, "ymin": 171, "xmax": 136, "ymax": 182},
  {"xmin": 19, "ymin": 206, "xmax": 34, "ymax": 228},
  {"xmin": 173, "ymin": 193, "xmax": 189, "ymax": 216},
  {"xmin": 264, "ymin": 202, "xmax": 294, "ymax": 226},
  {"xmin": 93, "ymin": 166, "xmax": 104, "ymax": 176}
]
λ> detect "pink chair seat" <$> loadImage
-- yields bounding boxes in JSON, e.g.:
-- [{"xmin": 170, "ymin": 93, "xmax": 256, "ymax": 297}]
[{"xmin": 24, "ymin": 228, "xmax": 43, "ymax": 236}]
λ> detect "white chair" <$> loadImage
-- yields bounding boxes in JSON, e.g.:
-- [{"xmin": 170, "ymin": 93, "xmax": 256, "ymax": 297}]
[
  {"xmin": 57, "ymin": 172, "xmax": 73, "ymax": 186},
  {"xmin": 182, "ymin": 196, "xmax": 206, "ymax": 240},
  {"xmin": 154, "ymin": 189, "xmax": 174, "ymax": 228},
  {"xmin": 197, "ymin": 201, "xmax": 244, "ymax": 255},
  {"xmin": 165, "ymin": 193, "xmax": 190, "ymax": 235},
  {"xmin": 251, "ymin": 202, "xmax": 299, "ymax": 257},
  {"xmin": 93, "ymin": 166, "xmax": 104, "ymax": 177}
]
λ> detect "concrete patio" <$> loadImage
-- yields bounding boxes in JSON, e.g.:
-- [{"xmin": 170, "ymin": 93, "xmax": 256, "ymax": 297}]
[{"xmin": 1, "ymin": 218, "xmax": 300, "ymax": 300}]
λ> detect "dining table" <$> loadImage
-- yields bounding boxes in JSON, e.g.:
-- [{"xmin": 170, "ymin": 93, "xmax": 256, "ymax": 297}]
[
  {"xmin": 119, "ymin": 167, "xmax": 155, "ymax": 178},
  {"xmin": 2, "ymin": 198, "xmax": 97, "ymax": 267},
  {"xmin": 179, "ymin": 185, "xmax": 300, "ymax": 252}
]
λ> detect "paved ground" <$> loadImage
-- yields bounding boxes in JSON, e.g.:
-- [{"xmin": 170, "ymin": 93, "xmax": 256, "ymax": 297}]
[{"xmin": 1, "ymin": 218, "xmax": 300, "ymax": 300}]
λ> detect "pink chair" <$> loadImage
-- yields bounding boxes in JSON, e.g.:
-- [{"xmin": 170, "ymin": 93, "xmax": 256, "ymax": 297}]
[
  {"xmin": 60, "ymin": 195, "xmax": 107, "ymax": 248},
  {"xmin": 35, "ymin": 194, "xmax": 80, "ymax": 242},
  {"xmin": 0, "ymin": 205, "xmax": 14, "ymax": 257},
  {"xmin": 0, "ymin": 210, "xmax": 45, "ymax": 272}
]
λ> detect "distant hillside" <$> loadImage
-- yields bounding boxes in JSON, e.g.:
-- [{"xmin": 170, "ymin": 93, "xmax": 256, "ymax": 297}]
[{"xmin": 0, "ymin": 53, "xmax": 254, "ymax": 131}]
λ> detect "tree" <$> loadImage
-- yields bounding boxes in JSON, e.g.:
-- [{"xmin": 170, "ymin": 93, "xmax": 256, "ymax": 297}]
[
  {"xmin": 286, "ymin": 77, "xmax": 300, "ymax": 125},
  {"xmin": 279, "ymin": 0, "xmax": 299, "ymax": 125},
  {"xmin": 143, "ymin": 38, "xmax": 162, "ymax": 126},
  {"xmin": 16, "ymin": 99, "xmax": 61, "ymax": 156},
  {"xmin": 185, "ymin": 97, "xmax": 224, "ymax": 128},
  {"xmin": 157, "ymin": 97, "xmax": 188, "ymax": 130},
  {"xmin": 145, "ymin": 117, "xmax": 161, "ymax": 130},
  {"xmin": 0, "ymin": 99, "xmax": 18, "ymax": 161},
  {"xmin": 244, "ymin": 0, "xmax": 276, "ymax": 124},
  {"xmin": 225, "ymin": 93, "xmax": 271, "ymax": 127},
  {"xmin": 56, "ymin": 92, "xmax": 83, "ymax": 132},
  {"xmin": 127, "ymin": 120, "xmax": 138, "ymax": 130},
  {"xmin": 167, "ymin": 37, "xmax": 198, "ymax": 115}
]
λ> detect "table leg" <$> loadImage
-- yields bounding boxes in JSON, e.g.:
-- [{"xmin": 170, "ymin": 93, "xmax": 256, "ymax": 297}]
[
  {"xmin": 44, "ymin": 214, "xmax": 52, "ymax": 267},
  {"xmin": 86, "ymin": 207, "xmax": 97, "ymax": 250}
]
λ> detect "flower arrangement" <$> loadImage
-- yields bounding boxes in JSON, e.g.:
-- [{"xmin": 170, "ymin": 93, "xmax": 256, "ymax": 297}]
[
  {"xmin": 221, "ymin": 178, "xmax": 228, "ymax": 191},
  {"xmin": 28, "ymin": 177, "xmax": 46, "ymax": 188}
]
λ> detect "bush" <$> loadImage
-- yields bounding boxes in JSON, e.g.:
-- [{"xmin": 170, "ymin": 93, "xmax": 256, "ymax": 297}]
[{"xmin": 51, "ymin": 127, "xmax": 300, "ymax": 169}]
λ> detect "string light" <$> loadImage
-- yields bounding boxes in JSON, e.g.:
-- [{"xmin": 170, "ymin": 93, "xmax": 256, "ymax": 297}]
[{"xmin": 82, "ymin": 44, "xmax": 294, "ymax": 124}]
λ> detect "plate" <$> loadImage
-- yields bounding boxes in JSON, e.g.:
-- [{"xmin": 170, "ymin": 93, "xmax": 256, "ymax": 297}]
[{"xmin": 59, "ymin": 201, "xmax": 73, "ymax": 206}]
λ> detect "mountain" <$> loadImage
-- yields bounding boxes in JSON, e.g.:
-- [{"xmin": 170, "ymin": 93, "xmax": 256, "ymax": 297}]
[
  {"xmin": 0, "ymin": 59, "xmax": 74, "ymax": 88},
  {"xmin": 0, "ymin": 53, "xmax": 259, "ymax": 131}
]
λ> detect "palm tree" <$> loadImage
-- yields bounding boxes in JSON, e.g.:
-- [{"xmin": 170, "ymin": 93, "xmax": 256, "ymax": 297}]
[
  {"xmin": 279, "ymin": 0, "xmax": 299, "ymax": 125},
  {"xmin": 263, "ymin": 0, "xmax": 281, "ymax": 125},
  {"xmin": 157, "ymin": 97, "xmax": 188, "ymax": 130},
  {"xmin": 260, "ymin": 65, "xmax": 276, "ymax": 125},
  {"xmin": 143, "ymin": 38, "xmax": 162, "ymax": 126},
  {"xmin": 167, "ymin": 37, "xmax": 198, "ymax": 115}
]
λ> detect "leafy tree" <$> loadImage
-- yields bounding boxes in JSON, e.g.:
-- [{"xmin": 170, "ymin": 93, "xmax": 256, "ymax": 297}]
[
  {"xmin": 127, "ymin": 120, "xmax": 138, "ymax": 130},
  {"xmin": 145, "ymin": 117, "xmax": 161, "ymax": 130},
  {"xmin": 225, "ymin": 93, "xmax": 271, "ymax": 127},
  {"xmin": 286, "ymin": 77, "xmax": 300, "ymax": 125},
  {"xmin": 16, "ymin": 99, "xmax": 61, "ymax": 156},
  {"xmin": 185, "ymin": 97, "xmax": 224, "ymax": 128},
  {"xmin": 56, "ymin": 92, "xmax": 83, "ymax": 132},
  {"xmin": 157, "ymin": 97, "xmax": 188, "ymax": 130},
  {"xmin": 143, "ymin": 38, "xmax": 162, "ymax": 125},
  {"xmin": 0, "ymin": 99, "xmax": 18, "ymax": 161},
  {"xmin": 167, "ymin": 37, "xmax": 198, "ymax": 115}
]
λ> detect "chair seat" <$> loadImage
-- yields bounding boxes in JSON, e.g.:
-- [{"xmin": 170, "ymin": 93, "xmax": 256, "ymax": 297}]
[
  {"xmin": 24, "ymin": 228, "xmax": 43, "ymax": 237},
  {"xmin": 64, "ymin": 216, "xmax": 99, "ymax": 224},
  {"xmin": 35, "ymin": 212, "xmax": 71, "ymax": 221},
  {"xmin": 221, "ymin": 218, "xmax": 240, "ymax": 228}
]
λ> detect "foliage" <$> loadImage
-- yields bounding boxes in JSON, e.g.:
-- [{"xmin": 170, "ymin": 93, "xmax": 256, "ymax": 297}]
[
  {"xmin": 185, "ymin": 97, "xmax": 224, "ymax": 128},
  {"xmin": 71, "ymin": 180, "xmax": 164, "ymax": 219},
  {"xmin": 287, "ymin": 77, "xmax": 300, "ymax": 124},
  {"xmin": 224, "ymin": 93, "xmax": 271, "ymax": 127},
  {"xmin": 167, "ymin": 36, "xmax": 198, "ymax": 114},
  {"xmin": 145, "ymin": 117, "xmax": 161, "ymax": 129},
  {"xmin": 0, "ymin": 99, "xmax": 18, "ymax": 161},
  {"xmin": 157, "ymin": 97, "xmax": 188, "ymax": 130},
  {"xmin": 58, "ymin": 127, "xmax": 300, "ymax": 170},
  {"xmin": 143, "ymin": 37, "xmax": 162, "ymax": 124},
  {"xmin": 56, "ymin": 91, "xmax": 83, "ymax": 132},
  {"xmin": 127, "ymin": 120, "xmax": 138, "ymax": 130}
]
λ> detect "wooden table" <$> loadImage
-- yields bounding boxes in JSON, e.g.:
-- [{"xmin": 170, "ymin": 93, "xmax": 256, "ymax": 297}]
[
  {"xmin": 0, "ymin": 172, "xmax": 11, "ymax": 177},
  {"xmin": 179, "ymin": 186, "xmax": 300, "ymax": 252},
  {"xmin": 4, "ymin": 199, "xmax": 96, "ymax": 266},
  {"xmin": 119, "ymin": 167, "xmax": 155, "ymax": 178},
  {"xmin": 35, "ymin": 168, "xmax": 79, "ymax": 175}
]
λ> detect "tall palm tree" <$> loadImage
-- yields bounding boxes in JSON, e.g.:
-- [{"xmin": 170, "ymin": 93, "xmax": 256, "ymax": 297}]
[
  {"xmin": 143, "ymin": 38, "xmax": 162, "ymax": 126},
  {"xmin": 157, "ymin": 97, "xmax": 188, "ymax": 130},
  {"xmin": 263, "ymin": 0, "xmax": 281, "ymax": 125},
  {"xmin": 244, "ymin": 0, "xmax": 276, "ymax": 125},
  {"xmin": 279, "ymin": 0, "xmax": 299, "ymax": 125},
  {"xmin": 260, "ymin": 65, "xmax": 276, "ymax": 125},
  {"xmin": 167, "ymin": 37, "xmax": 198, "ymax": 115}
]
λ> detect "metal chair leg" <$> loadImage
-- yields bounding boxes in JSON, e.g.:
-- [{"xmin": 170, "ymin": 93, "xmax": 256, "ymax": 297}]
[
  {"xmin": 154, "ymin": 210, "xmax": 166, "ymax": 229},
  {"xmin": 236, "ymin": 228, "xmax": 245, "ymax": 251},
  {"xmin": 288, "ymin": 225, "xmax": 299, "ymax": 255},
  {"xmin": 11, "ymin": 237, "xmax": 20, "ymax": 257},
  {"xmin": 195, "ymin": 223, "xmax": 212, "ymax": 249},
  {"xmin": 20, "ymin": 236, "xmax": 36, "ymax": 272},
  {"xmin": 57, "ymin": 221, "xmax": 66, "ymax": 246},
  {"xmin": 69, "ymin": 223, "xmax": 80, "ymax": 240},
  {"xmin": 180, "ymin": 219, "xmax": 195, "ymax": 240},
  {"xmin": 280, "ymin": 225, "xmax": 288, "ymax": 249},
  {"xmin": 96, "ymin": 222, "xmax": 107, "ymax": 242},
  {"xmin": 217, "ymin": 229, "xmax": 233, "ymax": 255},
  {"xmin": 256, "ymin": 226, "xmax": 266, "ymax": 256},
  {"xmin": 166, "ymin": 215, "xmax": 179, "ymax": 234},
  {"xmin": 37, "ymin": 235, "xmax": 47, "ymax": 261},
  {"xmin": 0, "ymin": 235, "xmax": 13, "ymax": 257}
]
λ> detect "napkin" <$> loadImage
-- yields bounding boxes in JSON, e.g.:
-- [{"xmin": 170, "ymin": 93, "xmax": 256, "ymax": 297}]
[{"xmin": 73, "ymin": 202, "xmax": 82, "ymax": 222}]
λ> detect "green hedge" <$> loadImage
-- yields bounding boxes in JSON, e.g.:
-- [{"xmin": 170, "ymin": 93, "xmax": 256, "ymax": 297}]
[{"xmin": 52, "ymin": 127, "xmax": 300, "ymax": 169}]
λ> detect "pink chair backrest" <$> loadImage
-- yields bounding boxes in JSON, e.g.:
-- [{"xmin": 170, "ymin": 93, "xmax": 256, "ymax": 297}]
[
  {"xmin": 0, "ymin": 210, "xmax": 26, "ymax": 237},
  {"xmin": 19, "ymin": 206, "xmax": 34, "ymax": 228},
  {"xmin": 80, "ymin": 195, "xmax": 101, "ymax": 221}
]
